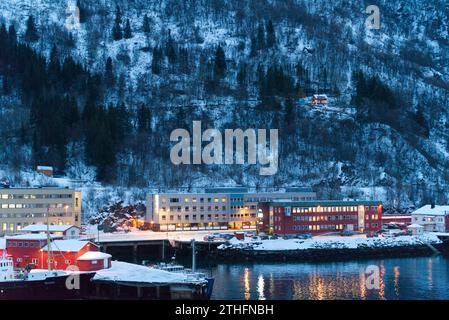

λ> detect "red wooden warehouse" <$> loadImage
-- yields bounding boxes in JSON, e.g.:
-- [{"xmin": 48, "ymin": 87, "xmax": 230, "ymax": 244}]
[{"xmin": 4, "ymin": 234, "xmax": 111, "ymax": 271}]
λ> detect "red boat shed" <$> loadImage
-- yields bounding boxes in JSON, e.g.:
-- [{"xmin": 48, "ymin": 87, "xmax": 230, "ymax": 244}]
[{"xmin": 41, "ymin": 240, "xmax": 111, "ymax": 271}]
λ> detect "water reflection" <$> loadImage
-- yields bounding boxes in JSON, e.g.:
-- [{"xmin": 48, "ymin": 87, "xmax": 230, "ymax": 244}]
[
  {"xmin": 243, "ymin": 267, "xmax": 250, "ymax": 300},
  {"xmin": 205, "ymin": 256, "xmax": 449, "ymax": 300},
  {"xmin": 257, "ymin": 275, "xmax": 265, "ymax": 300}
]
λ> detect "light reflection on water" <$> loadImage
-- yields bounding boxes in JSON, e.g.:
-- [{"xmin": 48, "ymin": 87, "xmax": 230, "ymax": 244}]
[{"xmin": 201, "ymin": 256, "xmax": 449, "ymax": 300}]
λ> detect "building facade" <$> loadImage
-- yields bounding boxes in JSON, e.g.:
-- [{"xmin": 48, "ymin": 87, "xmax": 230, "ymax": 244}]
[
  {"xmin": 411, "ymin": 205, "xmax": 449, "ymax": 232},
  {"xmin": 0, "ymin": 187, "xmax": 82, "ymax": 235},
  {"xmin": 146, "ymin": 187, "xmax": 317, "ymax": 231},
  {"xmin": 5, "ymin": 235, "xmax": 111, "ymax": 271},
  {"xmin": 258, "ymin": 200, "xmax": 382, "ymax": 235}
]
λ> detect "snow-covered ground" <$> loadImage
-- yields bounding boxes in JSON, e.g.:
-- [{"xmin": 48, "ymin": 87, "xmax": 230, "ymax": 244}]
[
  {"xmin": 218, "ymin": 233, "xmax": 442, "ymax": 251},
  {"xmin": 94, "ymin": 260, "xmax": 206, "ymax": 284}
]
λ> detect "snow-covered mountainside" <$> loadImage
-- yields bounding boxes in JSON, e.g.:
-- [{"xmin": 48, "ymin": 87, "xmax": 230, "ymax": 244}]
[{"xmin": 0, "ymin": 0, "xmax": 449, "ymax": 212}]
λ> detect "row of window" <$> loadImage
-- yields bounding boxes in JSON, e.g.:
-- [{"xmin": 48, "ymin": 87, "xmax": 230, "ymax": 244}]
[
  {"xmin": 1, "ymin": 203, "xmax": 71, "ymax": 209},
  {"xmin": 162, "ymin": 206, "xmax": 228, "ymax": 212},
  {"xmin": 291, "ymin": 206, "xmax": 359, "ymax": 214},
  {"xmin": 2, "ymin": 219, "xmax": 75, "ymax": 232},
  {"xmin": 0, "ymin": 194, "xmax": 73, "ymax": 200},
  {"xmin": 245, "ymin": 196, "xmax": 315, "ymax": 202},
  {"xmin": 161, "ymin": 214, "xmax": 227, "ymax": 221},
  {"xmin": 0, "ymin": 212, "xmax": 74, "ymax": 218},
  {"xmin": 7, "ymin": 241, "xmax": 42, "ymax": 248},
  {"xmin": 164, "ymin": 197, "xmax": 227, "ymax": 204},
  {"xmin": 14, "ymin": 258, "xmax": 72, "ymax": 265},
  {"xmin": 289, "ymin": 224, "xmax": 347, "ymax": 231},
  {"xmin": 413, "ymin": 217, "xmax": 444, "ymax": 222},
  {"xmin": 291, "ymin": 215, "xmax": 358, "ymax": 222}
]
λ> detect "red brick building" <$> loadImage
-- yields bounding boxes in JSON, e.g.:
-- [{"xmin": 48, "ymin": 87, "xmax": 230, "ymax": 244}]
[{"xmin": 258, "ymin": 200, "xmax": 382, "ymax": 235}]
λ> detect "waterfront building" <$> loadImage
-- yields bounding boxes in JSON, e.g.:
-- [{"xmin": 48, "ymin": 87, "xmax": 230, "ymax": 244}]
[
  {"xmin": 258, "ymin": 200, "xmax": 382, "ymax": 235},
  {"xmin": 4, "ymin": 234, "xmax": 111, "ymax": 270},
  {"xmin": 411, "ymin": 205, "xmax": 449, "ymax": 232},
  {"xmin": 146, "ymin": 187, "xmax": 316, "ymax": 231},
  {"xmin": 0, "ymin": 187, "xmax": 82, "ymax": 235}
]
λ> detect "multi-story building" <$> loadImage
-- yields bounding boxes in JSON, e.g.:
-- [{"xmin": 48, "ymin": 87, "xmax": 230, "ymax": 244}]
[
  {"xmin": 146, "ymin": 187, "xmax": 317, "ymax": 231},
  {"xmin": 411, "ymin": 205, "xmax": 449, "ymax": 232},
  {"xmin": 0, "ymin": 187, "xmax": 82, "ymax": 235},
  {"xmin": 258, "ymin": 200, "xmax": 382, "ymax": 235}
]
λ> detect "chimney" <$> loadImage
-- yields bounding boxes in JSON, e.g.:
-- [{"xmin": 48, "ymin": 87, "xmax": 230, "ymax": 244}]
[{"xmin": 431, "ymin": 202, "xmax": 435, "ymax": 209}]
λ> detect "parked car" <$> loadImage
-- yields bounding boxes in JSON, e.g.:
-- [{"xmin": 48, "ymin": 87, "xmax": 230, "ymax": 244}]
[{"xmin": 295, "ymin": 233, "xmax": 312, "ymax": 239}]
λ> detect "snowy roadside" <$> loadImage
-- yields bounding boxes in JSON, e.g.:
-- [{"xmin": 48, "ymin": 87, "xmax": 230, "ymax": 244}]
[{"xmin": 217, "ymin": 233, "xmax": 442, "ymax": 251}]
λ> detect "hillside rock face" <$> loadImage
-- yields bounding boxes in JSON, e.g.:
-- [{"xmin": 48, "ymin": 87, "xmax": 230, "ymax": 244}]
[{"xmin": 0, "ymin": 0, "xmax": 448, "ymax": 209}]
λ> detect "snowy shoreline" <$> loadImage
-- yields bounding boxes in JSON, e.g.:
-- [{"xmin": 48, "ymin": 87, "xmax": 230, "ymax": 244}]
[
  {"xmin": 218, "ymin": 233, "xmax": 442, "ymax": 251},
  {"xmin": 214, "ymin": 234, "xmax": 444, "ymax": 262}
]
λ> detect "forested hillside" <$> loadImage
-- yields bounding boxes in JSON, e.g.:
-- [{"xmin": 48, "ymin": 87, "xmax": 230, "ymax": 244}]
[{"xmin": 1, "ymin": 0, "xmax": 449, "ymax": 211}]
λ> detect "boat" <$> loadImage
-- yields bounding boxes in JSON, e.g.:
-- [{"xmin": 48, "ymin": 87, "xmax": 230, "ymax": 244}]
[{"xmin": 0, "ymin": 256, "xmax": 96, "ymax": 300}]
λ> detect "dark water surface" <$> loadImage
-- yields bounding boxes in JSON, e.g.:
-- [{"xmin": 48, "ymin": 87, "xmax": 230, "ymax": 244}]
[{"xmin": 195, "ymin": 256, "xmax": 449, "ymax": 300}]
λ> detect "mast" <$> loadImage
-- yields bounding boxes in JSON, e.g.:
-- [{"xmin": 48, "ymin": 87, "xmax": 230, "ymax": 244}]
[
  {"xmin": 46, "ymin": 206, "xmax": 52, "ymax": 272},
  {"xmin": 191, "ymin": 239, "xmax": 196, "ymax": 273}
]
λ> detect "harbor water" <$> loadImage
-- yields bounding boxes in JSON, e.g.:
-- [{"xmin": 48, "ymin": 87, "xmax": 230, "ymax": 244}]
[{"xmin": 196, "ymin": 256, "xmax": 449, "ymax": 300}]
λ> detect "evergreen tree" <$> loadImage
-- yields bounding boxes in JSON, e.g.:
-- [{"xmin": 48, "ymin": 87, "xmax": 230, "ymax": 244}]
[
  {"xmin": 266, "ymin": 19, "xmax": 276, "ymax": 48},
  {"xmin": 151, "ymin": 46, "xmax": 162, "ymax": 75},
  {"xmin": 112, "ymin": 5, "xmax": 123, "ymax": 40},
  {"xmin": 2, "ymin": 76, "xmax": 10, "ymax": 95},
  {"xmin": 24, "ymin": 15, "xmax": 39, "ymax": 42},
  {"xmin": 142, "ymin": 14, "xmax": 151, "ymax": 33},
  {"xmin": 165, "ymin": 32, "xmax": 176, "ymax": 65},
  {"xmin": 137, "ymin": 103, "xmax": 152, "ymax": 133},
  {"xmin": 105, "ymin": 57, "xmax": 114, "ymax": 85},
  {"xmin": 178, "ymin": 47, "xmax": 190, "ymax": 74},
  {"xmin": 250, "ymin": 35, "xmax": 257, "ymax": 57},
  {"xmin": 213, "ymin": 45, "xmax": 226, "ymax": 80},
  {"xmin": 257, "ymin": 22, "xmax": 265, "ymax": 49},
  {"xmin": 123, "ymin": 19, "xmax": 133, "ymax": 39},
  {"xmin": 48, "ymin": 45, "xmax": 61, "ymax": 82}
]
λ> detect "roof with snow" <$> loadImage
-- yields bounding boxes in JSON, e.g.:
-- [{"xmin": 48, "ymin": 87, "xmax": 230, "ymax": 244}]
[
  {"xmin": 41, "ymin": 240, "xmax": 96, "ymax": 252},
  {"xmin": 21, "ymin": 224, "xmax": 78, "ymax": 233},
  {"xmin": 6, "ymin": 234, "xmax": 63, "ymax": 241},
  {"xmin": 77, "ymin": 251, "xmax": 111, "ymax": 261},
  {"xmin": 412, "ymin": 205, "xmax": 449, "ymax": 216},
  {"xmin": 407, "ymin": 223, "xmax": 424, "ymax": 229},
  {"xmin": 37, "ymin": 166, "xmax": 53, "ymax": 171},
  {"xmin": 312, "ymin": 94, "xmax": 328, "ymax": 99}
]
